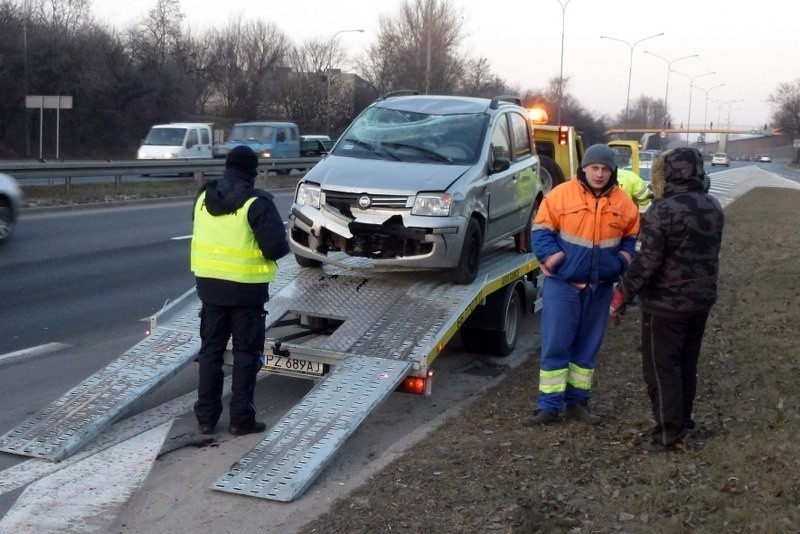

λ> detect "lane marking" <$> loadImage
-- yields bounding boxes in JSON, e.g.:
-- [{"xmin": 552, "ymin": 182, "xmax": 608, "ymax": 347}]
[
  {"xmin": 0, "ymin": 422, "xmax": 172, "ymax": 533},
  {"xmin": 0, "ymin": 342, "xmax": 70, "ymax": 367}
]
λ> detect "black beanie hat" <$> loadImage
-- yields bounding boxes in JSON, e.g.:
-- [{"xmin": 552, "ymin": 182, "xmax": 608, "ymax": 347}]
[
  {"xmin": 226, "ymin": 145, "xmax": 259, "ymax": 177},
  {"xmin": 581, "ymin": 144, "xmax": 617, "ymax": 171}
]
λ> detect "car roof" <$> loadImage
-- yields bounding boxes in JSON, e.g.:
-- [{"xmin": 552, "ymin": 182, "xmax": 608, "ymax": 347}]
[{"xmin": 372, "ymin": 94, "xmax": 517, "ymax": 115}]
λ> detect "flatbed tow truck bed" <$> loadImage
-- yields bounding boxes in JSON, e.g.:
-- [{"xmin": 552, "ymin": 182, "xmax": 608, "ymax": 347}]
[{"xmin": 0, "ymin": 243, "xmax": 538, "ymax": 501}]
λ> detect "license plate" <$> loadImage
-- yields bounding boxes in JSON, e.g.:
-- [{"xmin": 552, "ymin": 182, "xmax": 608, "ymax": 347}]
[{"xmin": 264, "ymin": 354, "xmax": 324, "ymax": 376}]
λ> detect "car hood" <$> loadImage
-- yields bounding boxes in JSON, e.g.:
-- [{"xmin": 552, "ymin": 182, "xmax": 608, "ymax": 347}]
[{"xmin": 302, "ymin": 154, "xmax": 472, "ymax": 194}]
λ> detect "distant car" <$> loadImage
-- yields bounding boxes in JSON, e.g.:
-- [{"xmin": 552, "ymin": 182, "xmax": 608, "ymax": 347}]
[
  {"xmin": 0, "ymin": 172, "xmax": 23, "ymax": 245},
  {"xmin": 756, "ymin": 154, "xmax": 772, "ymax": 163},
  {"xmin": 711, "ymin": 152, "xmax": 730, "ymax": 167},
  {"xmin": 300, "ymin": 135, "xmax": 333, "ymax": 157},
  {"xmin": 288, "ymin": 93, "xmax": 543, "ymax": 284}
]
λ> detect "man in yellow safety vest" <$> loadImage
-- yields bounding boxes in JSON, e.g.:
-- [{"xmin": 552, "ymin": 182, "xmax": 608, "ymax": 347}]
[{"xmin": 190, "ymin": 145, "xmax": 289, "ymax": 436}]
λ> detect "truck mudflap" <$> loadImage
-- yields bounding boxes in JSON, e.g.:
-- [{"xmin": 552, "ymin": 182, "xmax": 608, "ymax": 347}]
[{"xmin": 211, "ymin": 354, "xmax": 412, "ymax": 501}]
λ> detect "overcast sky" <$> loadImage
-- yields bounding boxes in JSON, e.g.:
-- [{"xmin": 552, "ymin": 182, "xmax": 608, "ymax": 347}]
[{"xmin": 91, "ymin": 0, "xmax": 798, "ymax": 130}]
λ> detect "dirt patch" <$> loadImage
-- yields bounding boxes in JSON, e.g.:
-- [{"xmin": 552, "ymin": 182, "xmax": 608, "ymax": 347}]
[{"xmin": 298, "ymin": 187, "xmax": 800, "ymax": 533}]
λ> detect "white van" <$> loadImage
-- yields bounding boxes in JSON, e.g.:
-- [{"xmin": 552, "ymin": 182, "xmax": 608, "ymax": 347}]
[{"xmin": 137, "ymin": 123, "xmax": 213, "ymax": 159}]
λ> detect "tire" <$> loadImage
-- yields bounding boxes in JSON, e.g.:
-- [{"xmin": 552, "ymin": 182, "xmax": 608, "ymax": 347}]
[
  {"xmin": 0, "ymin": 202, "xmax": 14, "ymax": 245},
  {"xmin": 295, "ymin": 253, "xmax": 323, "ymax": 268},
  {"xmin": 451, "ymin": 218, "xmax": 482, "ymax": 284},
  {"xmin": 459, "ymin": 326, "xmax": 487, "ymax": 354},
  {"xmin": 515, "ymin": 202, "xmax": 536, "ymax": 253},
  {"xmin": 538, "ymin": 155, "xmax": 565, "ymax": 194},
  {"xmin": 483, "ymin": 288, "xmax": 522, "ymax": 356}
]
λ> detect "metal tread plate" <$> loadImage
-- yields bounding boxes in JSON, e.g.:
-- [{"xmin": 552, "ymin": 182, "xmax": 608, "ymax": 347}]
[
  {"xmin": 211, "ymin": 355, "xmax": 412, "ymax": 501},
  {"xmin": 0, "ymin": 327, "xmax": 200, "ymax": 461}
]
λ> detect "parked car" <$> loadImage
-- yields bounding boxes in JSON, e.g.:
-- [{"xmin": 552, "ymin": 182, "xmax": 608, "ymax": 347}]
[
  {"xmin": 756, "ymin": 154, "xmax": 772, "ymax": 163},
  {"xmin": 300, "ymin": 135, "xmax": 333, "ymax": 157},
  {"xmin": 287, "ymin": 93, "xmax": 543, "ymax": 284},
  {"xmin": 711, "ymin": 152, "xmax": 731, "ymax": 167},
  {"xmin": 0, "ymin": 172, "xmax": 23, "ymax": 245}
]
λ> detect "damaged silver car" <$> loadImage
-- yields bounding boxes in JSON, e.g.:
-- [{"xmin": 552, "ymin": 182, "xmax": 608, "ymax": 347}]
[{"xmin": 287, "ymin": 93, "xmax": 544, "ymax": 284}]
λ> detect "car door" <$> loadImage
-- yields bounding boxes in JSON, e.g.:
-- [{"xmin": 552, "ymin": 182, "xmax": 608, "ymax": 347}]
[{"xmin": 486, "ymin": 112, "xmax": 518, "ymax": 241}]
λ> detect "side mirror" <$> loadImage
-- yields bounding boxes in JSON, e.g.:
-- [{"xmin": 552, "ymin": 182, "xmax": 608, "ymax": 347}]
[{"xmin": 491, "ymin": 157, "xmax": 511, "ymax": 174}]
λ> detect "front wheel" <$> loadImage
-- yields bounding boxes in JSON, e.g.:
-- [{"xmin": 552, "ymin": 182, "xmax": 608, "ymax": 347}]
[{"xmin": 450, "ymin": 218, "xmax": 482, "ymax": 284}]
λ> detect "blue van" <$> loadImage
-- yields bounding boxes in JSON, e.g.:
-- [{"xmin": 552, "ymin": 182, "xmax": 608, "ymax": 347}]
[{"xmin": 226, "ymin": 121, "xmax": 300, "ymax": 159}]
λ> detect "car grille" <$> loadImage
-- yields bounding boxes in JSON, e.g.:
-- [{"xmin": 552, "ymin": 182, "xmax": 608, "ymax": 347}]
[{"xmin": 323, "ymin": 191, "xmax": 410, "ymax": 210}]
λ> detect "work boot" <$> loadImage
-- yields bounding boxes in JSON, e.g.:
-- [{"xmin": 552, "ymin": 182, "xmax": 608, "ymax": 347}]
[
  {"xmin": 229, "ymin": 421, "xmax": 267, "ymax": 436},
  {"xmin": 198, "ymin": 424, "xmax": 216, "ymax": 435},
  {"xmin": 565, "ymin": 403, "xmax": 601, "ymax": 425},
  {"xmin": 640, "ymin": 438, "xmax": 687, "ymax": 452},
  {"xmin": 521, "ymin": 409, "xmax": 560, "ymax": 426}
]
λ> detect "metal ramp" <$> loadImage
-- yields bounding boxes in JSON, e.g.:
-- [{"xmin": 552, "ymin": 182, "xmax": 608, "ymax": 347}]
[
  {"xmin": 212, "ymin": 355, "xmax": 411, "ymax": 501},
  {"xmin": 0, "ymin": 290, "xmax": 203, "ymax": 461}
]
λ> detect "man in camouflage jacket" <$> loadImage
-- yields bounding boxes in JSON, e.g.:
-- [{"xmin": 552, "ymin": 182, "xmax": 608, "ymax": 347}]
[{"xmin": 610, "ymin": 147, "xmax": 724, "ymax": 452}]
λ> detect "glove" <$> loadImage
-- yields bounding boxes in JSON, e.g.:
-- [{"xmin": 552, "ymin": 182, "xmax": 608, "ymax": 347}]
[{"xmin": 609, "ymin": 288, "xmax": 627, "ymax": 327}]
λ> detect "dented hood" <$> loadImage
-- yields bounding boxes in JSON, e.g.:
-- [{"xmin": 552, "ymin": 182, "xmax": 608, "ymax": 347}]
[{"xmin": 302, "ymin": 154, "xmax": 472, "ymax": 194}]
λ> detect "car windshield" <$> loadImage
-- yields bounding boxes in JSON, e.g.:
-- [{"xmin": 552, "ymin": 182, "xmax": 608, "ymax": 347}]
[
  {"xmin": 333, "ymin": 107, "xmax": 487, "ymax": 165},
  {"xmin": 229, "ymin": 125, "xmax": 275, "ymax": 143},
  {"xmin": 143, "ymin": 128, "xmax": 187, "ymax": 146}
]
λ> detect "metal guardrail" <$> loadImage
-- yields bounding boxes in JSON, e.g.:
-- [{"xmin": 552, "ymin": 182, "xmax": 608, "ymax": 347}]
[{"xmin": 0, "ymin": 157, "xmax": 322, "ymax": 192}]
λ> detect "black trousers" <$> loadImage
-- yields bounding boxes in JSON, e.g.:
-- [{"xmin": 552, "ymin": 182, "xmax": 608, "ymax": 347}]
[
  {"xmin": 194, "ymin": 303, "xmax": 266, "ymax": 427},
  {"xmin": 640, "ymin": 310, "xmax": 709, "ymax": 446}
]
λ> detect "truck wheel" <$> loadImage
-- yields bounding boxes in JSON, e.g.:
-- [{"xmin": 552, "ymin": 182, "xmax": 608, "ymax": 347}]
[
  {"xmin": 538, "ymin": 155, "xmax": 564, "ymax": 194},
  {"xmin": 295, "ymin": 253, "xmax": 322, "ymax": 268},
  {"xmin": 483, "ymin": 286, "xmax": 521, "ymax": 356},
  {"xmin": 451, "ymin": 218, "xmax": 482, "ymax": 284}
]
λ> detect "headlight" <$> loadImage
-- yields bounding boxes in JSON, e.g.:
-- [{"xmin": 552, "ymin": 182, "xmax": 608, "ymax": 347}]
[
  {"xmin": 296, "ymin": 182, "xmax": 321, "ymax": 209},
  {"xmin": 163, "ymin": 152, "xmax": 175, "ymax": 159},
  {"xmin": 261, "ymin": 151, "xmax": 272, "ymax": 158},
  {"xmin": 412, "ymin": 193, "xmax": 452, "ymax": 216}
]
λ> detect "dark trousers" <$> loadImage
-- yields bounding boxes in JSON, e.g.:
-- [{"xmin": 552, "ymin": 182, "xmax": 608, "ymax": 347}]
[
  {"xmin": 641, "ymin": 310, "xmax": 709, "ymax": 446},
  {"xmin": 194, "ymin": 303, "xmax": 266, "ymax": 427}
]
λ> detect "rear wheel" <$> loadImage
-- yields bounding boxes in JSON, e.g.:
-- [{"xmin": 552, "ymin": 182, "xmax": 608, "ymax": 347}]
[
  {"xmin": 483, "ymin": 288, "xmax": 522, "ymax": 356},
  {"xmin": 538, "ymin": 155, "xmax": 564, "ymax": 194},
  {"xmin": 451, "ymin": 218, "xmax": 482, "ymax": 284}
]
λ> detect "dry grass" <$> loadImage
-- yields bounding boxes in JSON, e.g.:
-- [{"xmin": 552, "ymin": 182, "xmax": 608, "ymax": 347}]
[{"xmin": 299, "ymin": 187, "xmax": 800, "ymax": 534}]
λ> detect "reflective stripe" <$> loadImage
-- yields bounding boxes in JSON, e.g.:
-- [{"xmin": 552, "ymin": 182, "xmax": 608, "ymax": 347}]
[
  {"xmin": 191, "ymin": 193, "xmax": 278, "ymax": 283},
  {"xmin": 539, "ymin": 368, "xmax": 568, "ymax": 394},
  {"xmin": 566, "ymin": 362, "xmax": 594, "ymax": 391}
]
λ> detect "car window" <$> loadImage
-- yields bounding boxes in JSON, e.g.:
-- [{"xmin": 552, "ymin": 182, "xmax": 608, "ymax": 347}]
[
  {"xmin": 335, "ymin": 106, "xmax": 487, "ymax": 165},
  {"xmin": 490, "ymin": 115, "xmax": 511, "ymax": 161},
  {"xmin": 509, "ymin": 111, "xmax": 532, "ymax": 160},
  {"xmin": 200, "ymin": 129, "xmax": 210, "ymax": 145}
]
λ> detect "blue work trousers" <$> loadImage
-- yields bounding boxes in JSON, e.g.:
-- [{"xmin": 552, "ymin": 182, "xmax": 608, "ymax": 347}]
[{"xmin": 537, "ymin": 277, "xmax": 613, "ymax": 412}]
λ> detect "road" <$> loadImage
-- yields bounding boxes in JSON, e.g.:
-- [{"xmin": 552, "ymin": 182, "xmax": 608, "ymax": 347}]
[{"xmin": 0, "ymin": 164, "xmax": 798, "ymax": 532}]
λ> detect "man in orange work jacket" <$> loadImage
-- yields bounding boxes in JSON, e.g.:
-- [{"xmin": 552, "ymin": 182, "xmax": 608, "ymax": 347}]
[
  {"xmin": 523, "ymin": 144, "xmax": 640, "ymax": 426},
  {"xmin": 191, "ymin": 145, "xmax": 289, "ymax": 437}
]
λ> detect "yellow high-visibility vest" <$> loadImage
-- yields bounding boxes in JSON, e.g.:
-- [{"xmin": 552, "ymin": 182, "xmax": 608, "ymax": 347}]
[{"xmin": 191, "ymin": 192, "xmax": 278, "ymax": 283}]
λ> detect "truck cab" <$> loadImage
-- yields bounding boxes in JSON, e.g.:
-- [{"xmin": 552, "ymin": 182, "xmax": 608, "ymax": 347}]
[
  {"xmin": 137, "ymin": 123, "xmax": 213, "ymax": 159},
  {"xmin": 227, "ymin": 121, "xmax": 300, "ymax": 159}
]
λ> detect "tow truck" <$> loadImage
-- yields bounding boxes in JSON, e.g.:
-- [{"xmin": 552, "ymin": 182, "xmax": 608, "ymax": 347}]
[{"xmin": 0, "ymin": 108, "xmax": 636, "ymax": 503}]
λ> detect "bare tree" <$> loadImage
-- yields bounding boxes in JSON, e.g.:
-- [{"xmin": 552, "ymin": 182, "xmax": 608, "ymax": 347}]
[
  {"xmin": 768, "ymin": 79, "xmax": 800, "ymax": 137},
  {"xmin": 358, "ymin": 0, "xmax": 467, "ymax": 95},
  {"xmin": 458, "ymin": 57, "xmax": 510, "ymax": 98},
  {"xmin": 205, "ymin": 16, "xmax": 290, "ymax": 119},
  {"xmin": 29, "ymin": 0, "xmax": 92, "ymax": 35}
]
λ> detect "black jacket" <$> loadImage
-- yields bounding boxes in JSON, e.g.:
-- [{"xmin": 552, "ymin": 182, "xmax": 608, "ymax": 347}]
[
  {"xmin": 193, "ymin": 167, "xmax": 289, "ymax": 306},
  {"xmin": 619, "ymin": 148, "xmax": 724, "ymax": 317}
]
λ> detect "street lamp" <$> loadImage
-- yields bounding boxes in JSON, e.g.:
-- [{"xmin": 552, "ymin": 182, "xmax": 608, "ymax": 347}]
[
  {"xmin": 554, "ymin": 0, "xmax": 572, "ymax": 126},
  {"xmin": 326, "ymin": 29, "xmax": 364, "ymax": 136},
  {"xmin": 643, "ymin": 51, "xmax": 698, "ymax": 129},
  {"xmin": 698, "ymin": 83, "xmax": 726, "ymax": 134},
  {"xmin": 671, "ymin": 70, "xmax": 715, "ymax": 143},
  {"xmin": 600, "ymin": 32, "xmax": 664, "ymax": 132}
]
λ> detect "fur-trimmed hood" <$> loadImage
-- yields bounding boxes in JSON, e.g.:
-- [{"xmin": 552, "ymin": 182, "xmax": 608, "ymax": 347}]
[{"xmin": 650, "ymin": 147, "xmax": 707, "ymax": 199}]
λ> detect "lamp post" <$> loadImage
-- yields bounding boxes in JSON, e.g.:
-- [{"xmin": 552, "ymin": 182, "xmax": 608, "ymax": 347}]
[
  {"xmin": 671, "ymin": 70, "xmax": 715, "ymax": 143},
  {"xmin": 600, "ymin": 32, "xmax": 664, "ymax": 133},
  {"xmin": 643, "ymin": 51, "xmax": 698, "ymax": 129},
  {"xmin": 326, "ymin": 29, "xmax": 364, "ymax": 136},
  {"xmin": 554, "ymin": 0, "xmax": 572, "ymax": 126},
  {"xmin": 698, "ymin": 83, "xmax": 725, "ymax": 136}
]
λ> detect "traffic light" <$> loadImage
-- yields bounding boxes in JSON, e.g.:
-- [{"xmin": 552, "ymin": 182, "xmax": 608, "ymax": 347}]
[{"xmin": 558, "ymin": 126, "xmax": 569, "ymax": 145}]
